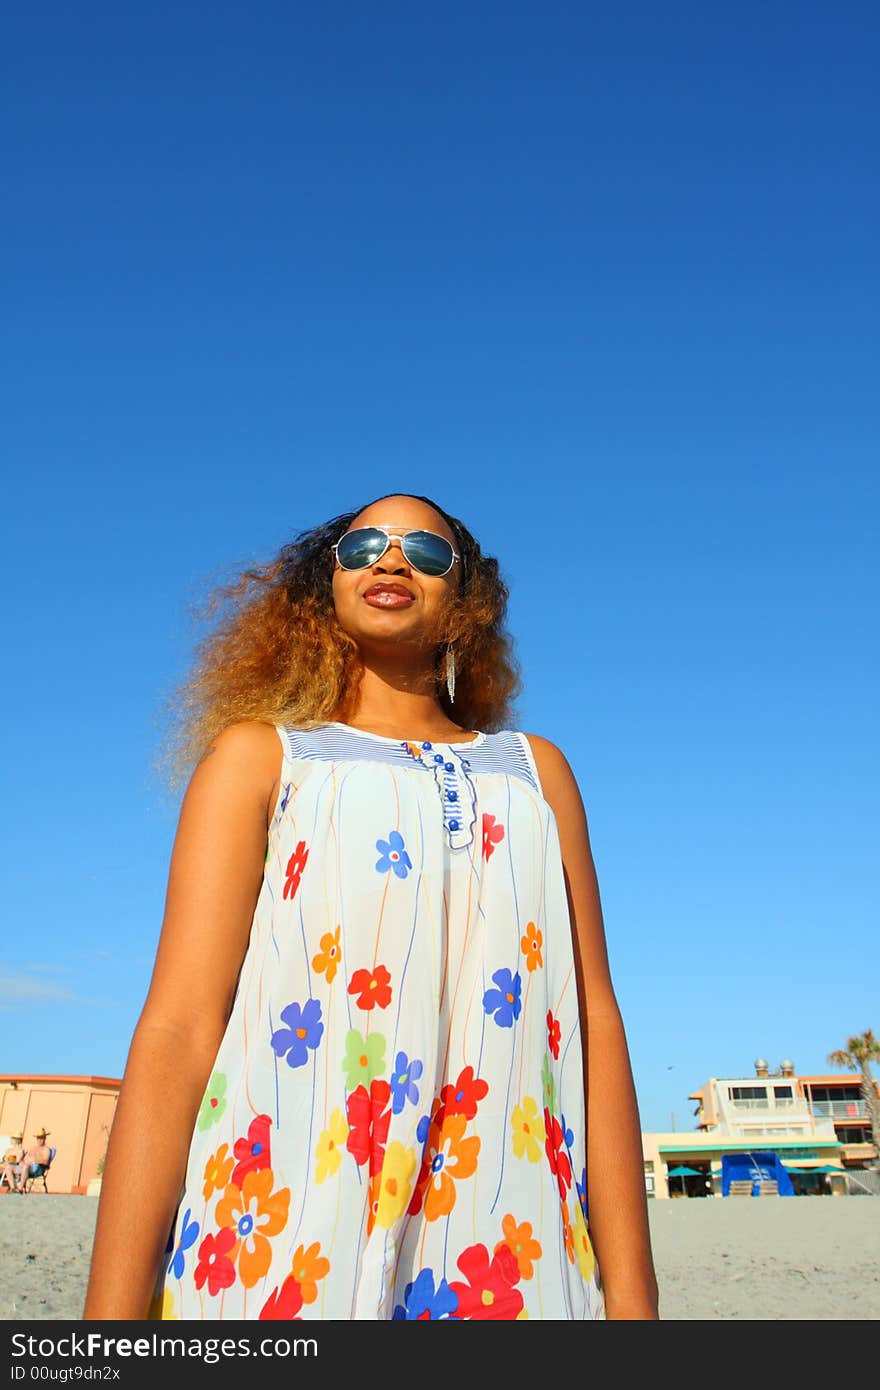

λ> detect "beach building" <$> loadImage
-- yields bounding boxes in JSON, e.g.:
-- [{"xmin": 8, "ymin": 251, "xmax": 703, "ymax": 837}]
[
  {"xmin": 643, "ymin": 1058, "xmax": 849, "ymax": 1200},
  {"xmin": 0, "ymin": 1074, "xmax": 120, "ymax": 1195},
  {"xmin": 799, "ymin": 1073, "xmax": 879, "ymax": 1173}
]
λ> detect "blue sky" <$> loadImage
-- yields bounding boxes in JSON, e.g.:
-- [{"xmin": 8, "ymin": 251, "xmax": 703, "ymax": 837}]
[{"xmin": 2, "ymin": 3, "xmax": 877, "ymax": 1133}]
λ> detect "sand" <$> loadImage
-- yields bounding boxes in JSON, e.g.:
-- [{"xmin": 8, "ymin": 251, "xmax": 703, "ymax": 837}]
[{"xmin": 1, "ymin": 1193, "xmax": 878, "ymax": 1321}]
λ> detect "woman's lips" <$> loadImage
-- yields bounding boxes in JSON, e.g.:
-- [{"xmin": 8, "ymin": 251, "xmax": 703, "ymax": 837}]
[{"xmin": 363, "ymin": 589, "xmax": 415, "ymax": 609}]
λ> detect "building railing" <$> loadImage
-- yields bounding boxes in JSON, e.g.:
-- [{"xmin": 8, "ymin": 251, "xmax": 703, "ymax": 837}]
[
  {"xmin": 810, "ymin": 1100, "xmax": 869, "ymax": 1120},
  {"xmin": 728, "ymin": 1098, "xmax": 807, "ymax": 1113}
]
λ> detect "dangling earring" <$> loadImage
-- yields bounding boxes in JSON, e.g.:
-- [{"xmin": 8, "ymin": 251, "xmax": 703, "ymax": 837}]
[{"xmin": 445, "ymin": 645, "xmax": 456, "ymax": 704}]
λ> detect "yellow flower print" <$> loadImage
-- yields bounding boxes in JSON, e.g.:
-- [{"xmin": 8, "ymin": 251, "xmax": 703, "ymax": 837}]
[
  {"xmin": 370, "ymin": 1141, "xmax": 417, "ymax": 1232},
  {"xmin": 520, "ymin": 923, "xmax": 543, "ymax": 971},
  {"xmin": 290, "ymin": 1242, "xmax": 330, "ymax": 1304},
  {"xmin": 147, "ymin": 1286, "xmax": 176, "ymax": 1320},
  {"xmin": 496, "ymin": 1214, "xmax": 542, "ymax": 1280},
  {"xmin": 315, "ymin": 1109, "xmax": 349, "ymax": 1184},
  {"xmin": 215, "ymin": 1168, "xmax": 291, "ymax": 1289},
  {"xmin": 572, "ymin": 1202, "xmax": 596, "ymax": 1281},
  {"xmin": 312, "ymin": 926, "xmax": 342, "ymax": 984},
  {"xmin": 202, "ymin": 1142, "xmax": 234, "ymax": 1202},
  {"xmin": 511, "ymin": 1096, "xmax": 546, "ymax": 1162}
]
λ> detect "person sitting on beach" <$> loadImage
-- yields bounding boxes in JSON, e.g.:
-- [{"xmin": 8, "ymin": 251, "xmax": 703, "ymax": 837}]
[
  {"xmin": 11, "ymin": 1129, "xmax": 52, "ymax": 1192},
  {"xmin": 0, "ymin": 1133, "xmax": 25, "ymax": 1191}
]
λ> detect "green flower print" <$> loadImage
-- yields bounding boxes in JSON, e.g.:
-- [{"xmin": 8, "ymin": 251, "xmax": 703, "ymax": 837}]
[
  {"xmin": 342, "ymin": 1029, "xmax": 386, "ymax": 1091},
  {"xmin": 541, "ymin": 1054, "xmax": 557, "ymax": 1117},
  {"xmin": 197, "ymin": 1071, "xmax": 228, "ymax": 1131}
]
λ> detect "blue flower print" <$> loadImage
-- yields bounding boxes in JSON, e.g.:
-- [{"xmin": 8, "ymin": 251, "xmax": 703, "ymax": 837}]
[
  {"xmin": 392, "ymin": 1267, "xmax": 459, "ymax": 1320},
  {"xmin": 577, "ymin": 1167, "xmax": 589, "ymax": 1220},
  {"xmin": 390, "ymin": 1051, "xmax": 423, "ymax": 1115},
  {"xmin": 375, "ymin": 830, "xmax": 413, "ymax": 879},
  {"xmin": 482, "ymin": 967, "xmax": 522, "ymax": 1028},
  {"xmin": 560, "ymin": 1112, "xmax": 575, "ymax": 1151},
  {"xmin": 271, "ymin": 998, "xmax": 324, "ymax": 1068},
  {"xmin": 168, "ymin": 1208, "xmax": 199, "ymax": 1279}
]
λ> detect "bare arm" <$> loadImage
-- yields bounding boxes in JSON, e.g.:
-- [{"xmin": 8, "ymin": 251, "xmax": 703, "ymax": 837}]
[
  {"xmin": 82, "ymin": 720, "xmax": 282, "ymax": 1320},
  {"xmin": 526, "ymin": 733, "xmax": 660, "ymax": 1320}
]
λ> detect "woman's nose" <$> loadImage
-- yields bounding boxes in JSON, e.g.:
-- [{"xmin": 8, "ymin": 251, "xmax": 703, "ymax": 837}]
[{"xmin": 373, "ymin": 538, "xmax": 411, "ymax": 574}]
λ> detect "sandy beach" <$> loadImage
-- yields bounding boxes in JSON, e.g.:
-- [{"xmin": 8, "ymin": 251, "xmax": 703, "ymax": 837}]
[{"xmin": 1, "ymin": 1194, "xmax": 878, "ymax": 1321}]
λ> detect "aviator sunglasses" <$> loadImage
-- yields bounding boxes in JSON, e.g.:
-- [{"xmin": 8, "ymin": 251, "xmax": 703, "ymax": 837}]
[{"xmin": 332, "ymin": 525, "xmax": 461, "ymax": 578}]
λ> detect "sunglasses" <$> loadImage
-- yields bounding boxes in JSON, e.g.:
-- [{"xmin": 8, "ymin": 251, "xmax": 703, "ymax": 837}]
[{"xmin": 332, "ymin": 526, "xmax": 460, "ymax": 578}]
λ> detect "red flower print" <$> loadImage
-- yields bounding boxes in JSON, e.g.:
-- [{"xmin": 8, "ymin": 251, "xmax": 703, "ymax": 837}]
[
  {"xmin": 283, "ymin": 841, "xmax": 309, "ymax": 900},
  {"xmin": 546, "ymin": 1010, "xmax": 561, "ymax": 1061},
  {"xmin": 440, "ymin": 1065, "xmax": 489, "ymax": 1120},
  {"xmin": 346, "ymin": 1079, "xmax": 392, "ymax": 1175},
  {"xmin": 260, "ymin": 1274, "xmax": 304, "ymax": 1320},
  {"xmin": 407, "ymin": 1095, "xmax": 446, "ymax": 1216},
  {"xmin": 193, "ymin": 1228, "xmax": 237, "ymax": 1296},
  {"xmin": 482, "ymin": 814, "xmax": 505, "ymax": 861},
  {"xmin": 347, "ymin": 964, "xmax": 392, "ymax": 1011},
  {"xmin": 231, "ymin": 1113, "xmax": 272, "ymax": 1188},
  {"xmin": 449, "ymin": 1242, "xmax": 523, "ymax": 1320},
  {"xmin": 544, "ymin": 1108, "xmax": 573, "ymax": 1200}
]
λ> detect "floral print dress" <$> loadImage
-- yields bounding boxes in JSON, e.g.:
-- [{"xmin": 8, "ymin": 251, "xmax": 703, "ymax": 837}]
[{"xmin": 153, "ymin": 722, "xmax": 604, "ymax": 1320}]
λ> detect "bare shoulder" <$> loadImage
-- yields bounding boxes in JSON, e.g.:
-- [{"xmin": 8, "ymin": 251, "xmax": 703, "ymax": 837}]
[
  {"xmin": 199, "ymin": 718, "xmax": 281, "ymax": 767},
  {"xmin": 189, "ymin": 720, "xmax": 282, "ymax": 821},
  {"xmin": 521, "ymin": 731, "xmax": 586, "ymax": 817}
]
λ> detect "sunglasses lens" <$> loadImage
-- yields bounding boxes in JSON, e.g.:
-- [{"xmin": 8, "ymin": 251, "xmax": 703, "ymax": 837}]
[
  {"xmin": 402, "ymin": 531, "xmax": 455, "ymax": 576},
  {"xmin": 335, "ymin": 528, "xmax": 389, "ymax": 570}
]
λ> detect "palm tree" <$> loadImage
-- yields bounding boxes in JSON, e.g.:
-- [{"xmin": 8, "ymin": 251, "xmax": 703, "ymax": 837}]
[{"xmin": 828, "ymin": 1029, "xmax": 880, "ymax": 1170}]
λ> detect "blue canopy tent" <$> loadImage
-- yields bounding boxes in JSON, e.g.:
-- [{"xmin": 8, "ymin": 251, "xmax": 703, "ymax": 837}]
[{"xmin": 720, "ymin": 1150, "xmax": 794, "ymax": 1196}]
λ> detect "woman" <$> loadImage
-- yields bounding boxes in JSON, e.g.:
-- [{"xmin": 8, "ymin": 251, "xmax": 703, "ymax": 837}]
[
  {"xmin": 83, "ymin": 491, "xmax": 659, "ymax": 1321},
  {"xmin": 1, "ymin": 1133, "xmax": 24, "ymax": 1191}
]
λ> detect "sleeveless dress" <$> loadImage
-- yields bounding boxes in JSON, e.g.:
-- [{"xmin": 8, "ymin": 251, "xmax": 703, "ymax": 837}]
[{"xmin": 152, "ymin": 722, "xmax": 605, "ymax": 1321}]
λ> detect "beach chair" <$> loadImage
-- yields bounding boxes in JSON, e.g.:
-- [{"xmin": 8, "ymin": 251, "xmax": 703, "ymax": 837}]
[
  {"xmin": 728, "ymin": 1179, "xmax": 754, "ymax": 1196},
  {"xmin": 21, "ymin": 1147, "xmax": 56, "ymax": 1193}
]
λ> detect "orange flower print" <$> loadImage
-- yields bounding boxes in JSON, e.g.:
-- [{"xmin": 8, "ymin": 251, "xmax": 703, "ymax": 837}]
[
  {"xmin": 520, "ymin": 923, "xmax": 543, "ymax": 972},
  {"xmin": 283, "ymin": 840, "xmax": 309, "ymax": 900},
  {"xmin": 312, "ymin": 927, "xmax": 342, "ymax": 984},
  {"xmin": 561, "ymin": 1199, "xmax": 575, "ymax": 1264},
  {"xmin": 347, "ymin": 963, "xmax": 392, "ymax": 1011},
  {"xmin": 482, "ymin": 813, "xmax": 505, "ymax": 861},
  {"xmin": 495, "ymin": 1214, "xmax": 543, "ymax": 1280},
  {"xmin": 202, "ymin": 1143, "xmax": 235, "ymax": 1202},
  {"xmin": 215, "ymin": 1169, "xmax": 291, "ymax": 1289},
  {"xmin": 418, "ymin": 1113, "xmax": 480, "ymax": 1222},
  {"xmin": 289, "ymin": 1242, "xmax": 330, "ymax": 1304}
]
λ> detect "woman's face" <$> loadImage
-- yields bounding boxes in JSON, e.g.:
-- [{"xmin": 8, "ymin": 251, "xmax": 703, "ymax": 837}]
[{"xmin": 331, "ymin": 494, "xmax": 461, "ymax": 655}]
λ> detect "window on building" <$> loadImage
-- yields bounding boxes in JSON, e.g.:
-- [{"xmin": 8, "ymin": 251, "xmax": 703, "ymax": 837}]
[
  {"xmin": 774, "ymin": 1086, "xmax": 793, "ymax": 1099},
  {"xmin": 644, "ymin": 1162, "xmax": 655, "ymax": 1197},
  {"xmin": 730, "ymin": 1086, "xmax": 768, "ymax": 1103},
  {"xmin": 839, "ymin": 1126, "xmax": 872, "ymax": 1144},
  {"xmin": 809, "ymin": 1084, "xmax": 861, "ymax": 1103}
]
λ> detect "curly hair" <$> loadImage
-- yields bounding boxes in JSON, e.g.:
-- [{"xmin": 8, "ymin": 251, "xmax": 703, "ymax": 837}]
[{"xmin": 157, "ymin": 493, "xmax": 522, "ymax": 791}]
